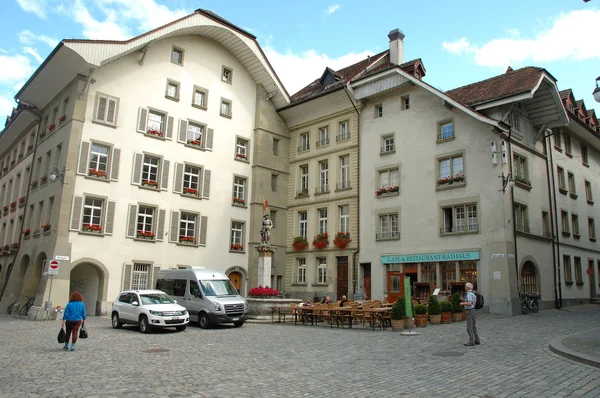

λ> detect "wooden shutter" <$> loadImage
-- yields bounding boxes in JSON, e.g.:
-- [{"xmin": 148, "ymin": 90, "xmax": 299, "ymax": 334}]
[
  {"xmin": 195, "ymin": 214, "xmax": 200, "ymax": 246},
  {"xmin": 205, "ymin": 128, "xmax": 214, "ymax": 150},
  {"xmin": 173, "ymin": 162, "xmax": 183, "ymax": 193},
  {"xmin": 152, "ymin": 265, "xmax": 161, "ymax": 289},
  {"xmin": 104, "ymin": 200, "xmax": 116, "ymax": 235},
  {"xmin": 110, "ymin": 148, "xmax": 121, "ymax": 181},
  {"xmin": 156, "ymin": 208, "xmax": 166, "ymax": 241},
  {"xmin": 169, "ymin": 211, "xmax": 179, "ymax": 243},
  {"xmin": 202, "ymin": 169, "xmax": 211, "ymax": 198},
  {"xmin": 178, "ymin": 119, "xmax": 188, "ymax": 143},
  {"xmin": 77, "ymin": 142, "xmax": 90, "ymax": 175},
  {"xmin": 137, "ymin": 107, "xmax": 148, "ymax": 133},
  {"xmin": 126, "ymin": 204, "xmax": 137, "ymax": 238},
  {"xmin": 166, "ymin": 116, "xmax": 174, "ymax": 139},
  {"xmin": 131, "ymin": 153, "xmax": 143, "ymax": 185},
  {"xmin": 199, "ymin": 215, "xmax": 208, "ymax": 246},
  {"xmin": 106, "ymin": 98, "xmax": 117, "ymax": 125},
  {"xmin": 96, "ymin": 96, "xmax": 107, "ymax": 122},
  {"xmin": 161, "ymin": 159, "xmax": 170, "ymax": 190},
  {"xmin": 69, "ymin": 195, "xmax": 83, "ymax": 231},
  {"xmin": 122, "ymin": 263, "xmax": 133, "ymax": 291}
]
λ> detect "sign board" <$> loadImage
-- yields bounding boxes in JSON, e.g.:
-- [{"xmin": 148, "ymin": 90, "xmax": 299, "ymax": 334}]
[
  {"xmin": 382, "ymin": 250, "xmax": 480, "ymax": 264},
  {"xmin": 493, "ymin": 271, "xmax": 501, "ymax": 280},
  {"xmin": 353, "ymin": 293, "xmax": 365, "ymax": 302},
  {"xmin": 587, "ymin": 268, "xmax": 595, "ymax": 276},
  {"xmin": 48, "ymin": 260, "xmax": 60, "ymax": 276},
  {"xmin": 491, "ymin": 253, "xmax": 505, "ymax": 259},
  {"xmin": 55, "ymin": 255, "xmax": 70, "ymax": 261},
  {"xmin": 433, "ymin": 288, "xmax": 441, "ymax": 296}
]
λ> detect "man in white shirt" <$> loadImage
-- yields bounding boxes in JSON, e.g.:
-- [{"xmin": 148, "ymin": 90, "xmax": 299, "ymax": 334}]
[{"xmin": 460, "ymin": 282, "xmax": 480, "ymax": 346}]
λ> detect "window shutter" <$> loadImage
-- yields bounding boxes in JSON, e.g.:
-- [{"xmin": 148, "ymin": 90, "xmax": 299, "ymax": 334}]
[
  {"xmin": 77, "ymin": 142, "xmax": 90, "ymax": 175},
  {"xmin": 173, "ymin": 162, "xmax": 183, "ymax": 193},
  {"xmin": 166, "ymin": 116, "xmax": 174, "ymax": 139},
  {"xmin": 205, "ymin": 128, "xmax": 214, "ymax": 150},
  {"xmin": 132, "ymin": 153, "xmax": 143, "ymax": 185},
  {"xmin": 126, "ymin": 204, "xmax": 137, "ymax": 238},
  {"xmin": 202, "ymin": 169, "xmax": 211, "ymax": 198},
  {"xmin": 199, "ymin": 216, "xmax": 208, "ymax": 246},
  {"xmin": 69, "ymin": 195, "xmax": 83, "ymax": 231},
  {"xmin": 178, "ymin": 120, "xmax": 188, "ymax": 143},
  {"xmin": 152, "ymin": 265, "xmax": 161, "ymax": 289},
  {"xmin": 106, "ymin": 98, "xmax": 117, "ymax": 125},
  {"xmin": 161, "ymin": 159, "xmax": 170, "ymax": 190},
  {"xmin": 110, "ymin": 148, "xmax": 121, "ymax": 181},
  {"xmin": 122, "ymin": 263, "xmax": 133, "ymax": 291},
  {"xmin": 169, "ymin": 211, "xmax": 179, "ymax": 243},
  {"xmin": 137, "ymin": 107, "xmax": 148, "ymax": 133},
  {"xmin": 156, "ymin": 208, "xmax": 166, "ymax": 241},
  {"xmin": 104, "ymin": 200, "xmax": 116, "ymax": 235},
  {"xmin": 96, "ymin": 96, "xmax": 107, "ymax": 122}
]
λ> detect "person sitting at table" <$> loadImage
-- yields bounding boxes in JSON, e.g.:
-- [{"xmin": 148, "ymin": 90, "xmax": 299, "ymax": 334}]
[
  {"xmin": 339, "ymin": 295, "xmax": 348, "ymax": 307},
  {"xmin": 321, "ymin": 296, "xmax": 332, "ymax": 304},
  {"xmin": 304, "ymin": 298, "xmax": 314, "ymax": 307}
]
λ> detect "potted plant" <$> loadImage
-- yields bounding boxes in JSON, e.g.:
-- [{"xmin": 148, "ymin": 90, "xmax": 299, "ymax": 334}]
[
  {"xmin": 41, "ymin": 222, "xmax": 51, "ymax": 232},
  {"xmin": 231, "ymin": 243, "xmax": 244, "ymax": 251},
  {"xmin": 414, "ymin": 304, "xmax": 428, "ymax": 327},
  {"xmin": 142, "ymin": 180, "xmax": 158, "ymax": 188},
  {"xmin": 440, "ymin": 300, "xmax": 452, "ymax": 324},
  {"xmin": 82, "ymin": 224, "xmax": 102, "ymax": 233},
  {"xmin": 312, "ymin": 233, "xmax": 329, "ymax": 250},
  {"xmin": 390, "ymin": 296, "xmax": 406, "ymax": 331},
  {"xmin": 427, "ymin": 295, "xmax": 442, "ymax": 324},
  {"xmin": 179, "ymin": 236, "xmax": 196, "ymax": 244},
  {"xmin": 333, "ymin": 232, "xmax": 351, "ymax": 249},
  {"xmin": 146, "ymin": 129, "xmax": 163, "ymax": 137},
  {"xmin": 232, "ymin": 197, "xmax": 245, "ymax": 206},
  {"xmin": 89, "ymin": 169, "xmax": 107, "ymax": 178},
  {"xmin": 183, "ymin": 187, "xmax": 198, "ymax": 196},
  {"xmin": 451, "ymin": 292, "xmax": 463, "ymax": 322},
  {"xmin": 292, "ymin": 236, "xmax": 308, "ymax": 252},
  {"xmin": 187, "ymin": 139, "xmax": 202, "ymax": 147},
  {"xmin": 58, "ymin": 114, "xmax": 67, "ymax": 123}
]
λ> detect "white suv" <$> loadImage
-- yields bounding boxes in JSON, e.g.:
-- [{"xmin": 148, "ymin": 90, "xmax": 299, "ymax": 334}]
[{"xmin": 111, "ymin": 289, "xmax": 189, "ymax": 333}]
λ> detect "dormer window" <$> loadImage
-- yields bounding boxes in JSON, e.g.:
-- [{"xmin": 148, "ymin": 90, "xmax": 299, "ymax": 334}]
[{"xmin": 508, "ymin": 112, "xmax": 520, "ymax": 131}]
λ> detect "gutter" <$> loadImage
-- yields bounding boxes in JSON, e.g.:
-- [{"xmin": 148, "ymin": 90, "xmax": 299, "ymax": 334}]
[
  {"xmin": 547, "ymin": 130, "xmax": 563, "ymax": 308},
  {"xmin": 506, "ymin": 127, "xmax": 521, "ymax": 299}
]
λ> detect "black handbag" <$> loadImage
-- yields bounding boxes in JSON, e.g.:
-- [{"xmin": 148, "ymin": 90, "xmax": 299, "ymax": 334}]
[
  {"xmin": 57, "ymin": 327, "xmax": 66, "ymax": 344},
  {"xmin": 79, "ymin": 325, "xmax": 88, "ymax": 339}
]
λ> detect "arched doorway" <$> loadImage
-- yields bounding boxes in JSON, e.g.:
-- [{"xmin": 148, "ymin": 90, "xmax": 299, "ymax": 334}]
[
  {"xmin": 70, "ymin": 262, "xmax": 105, "ymax": 316},
  {"xmin": 521, "ymin": 261, "xmax": 539, "ymax": 295},
  {"xmin": 226, "ymin": 267, "xmax": 247, "ymax": 295}
]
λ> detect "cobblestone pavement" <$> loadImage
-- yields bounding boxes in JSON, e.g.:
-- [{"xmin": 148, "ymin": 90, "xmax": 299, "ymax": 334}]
[{"xmin": 0, "ymin": 305, "xmax": 599, "ymax": 398}]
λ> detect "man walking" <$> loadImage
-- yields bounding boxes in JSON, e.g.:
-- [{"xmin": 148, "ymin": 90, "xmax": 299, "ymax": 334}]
[{"xmin": 460, "ymin": 282, "xmax": 480, "ymax": 346}]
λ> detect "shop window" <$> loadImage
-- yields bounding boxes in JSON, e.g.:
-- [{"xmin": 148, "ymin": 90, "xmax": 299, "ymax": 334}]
[
  {"xmin": 459, "ymin": 261, "xmax": 477, "ymax": 290},
  {"xmin": 440, "ymin": 261, "xmax": 455, "ymax": 291},
  {"xmin": 421, "ymin": 263, "xmax": 436, "ymax": 284}
]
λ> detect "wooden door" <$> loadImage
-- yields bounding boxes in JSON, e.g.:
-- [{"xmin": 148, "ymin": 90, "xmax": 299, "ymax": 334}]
[
  {"xmin": 387, "ymin": 271, "xmax": 404, "ymax": 304},
  {"xmin": 336, "ymin": 257, "xmax": 349, "ymax": 300},
  {"xmin": 228, "ymin": 271, "xmax": 242, "ymax": 294},
  {"xmin": 364, "ymin": 277, "xmax": 371, "ymax": 300}
]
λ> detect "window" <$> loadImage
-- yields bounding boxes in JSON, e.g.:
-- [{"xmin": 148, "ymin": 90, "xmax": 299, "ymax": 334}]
[
  {"xmin": 381, "ymin": 135, "xmax": 395, "ymax": 154},
  {"xmin": 377, "ymin": 168, "xmax": 399, "ymax": 195},
  {"xmin": 589, "ymin": 218, "xmax": 596, "ymax": 241},
  {"xmin": 62, "ymin": 96, "xmax": 69, "ymax": 116},
  {"xmin": 297, "ymin": 258, "xmax": 306, "ymax": 284},
  {"xmin": 515, "ymin": 203, "xmax": 529, "ymax": 233},
  {"xmin": 88, "ymin": 143, "xmax": 109, "ymax": 179},
  {"xmin": 460, "ymin": 261, "xmax": 478, "ymax": 289},
  {"xmin": 165, "ymin": 80, "xmax": 180, "ymax": 100},
  {"xmin": 585, "ymin": 181, "xmax": 594, "ymax": 204},
  {"xmin": 339, "ymin": 155, "xmax": 350, "ymax": 189},
  {"xmin": 542, "ymin": 211, "xmax": 551, "ymax": 238},
  {"xmin": 507, "ymin": 112, "xmax": 520, "ymax": 131},
  {"xmin": 171, "ymin": 47, "xmax": 184, "ymax": 65},
  {"xmin": 271, "ymin": 174, "xmax": 278, "ymax": 192},
  {"xmin": 317, "ymin": 258, "xmax": 327, "ymax": 284},
  {"xmin": 438, "ymin": 122, "xmax": 454, "ymax": 141},
  {"xmin": 513, "ymin": 153, "xmax": 529, "ymax": 185},
  {"xmin": 567, "ymin": 172, "xmax": 576, "ymax": 197},
  {"xmin": 187, "ymin": 122, "xmax": 204, "ymax": 146},
  {"xmin": 557, "ymin": 167, "xmax": 566, "ymax": 192},
  {"xmin": 147, "ymin": 110, "xmax": 165, "ymax": 134},
  {"xmin": 132, "ymin": 264, "xmax": 151, "ymax": 290},
  {"xmin": 142, "ymin": 155, "xmax": 160, "ymax": 185},
  {"xmin": 375, "ymin": 104, "xmax": 383, "ymax": 118},
  {"xmin": 561, "ymin": 210, "xmax": 570, "ymax": 234},
  {"xmin": 230, "ymin": 221, "xmax": 244, "ymax": 250},
  {"xmin": 82, "ymin": 197, "xmax": 103, "ymax": 230},
  {"xmin": 563, "ymin": 134, "xmax": 572, "ymax": 155},
  {"xmin": 318, "ymin": 127, "xmax": 329, "ymax": 147},
  {"xmin": 183, "ymin": 165, "xmax": 200, "ymax": 196},
  {"xmin": 572, "ymin": 214, "xmax": 580, "ymax": 237},
  {"xmin": 51, "ymin": 107, "xmax": 58, "ymax": 125},
  {"xmin": 554, "ymin": 128, "xmax": 562, "ymax": 149},
  {"xmin": 298, "ymin": 211, "xmax": 307, "ymax": 238},
  {"xmin": 437, "ymin": 155, "xmax": 464, "ymax": 186},
  {"xmin": 318, "ymin": 161, "xmax": 328, "ymax": 193},
  {"xmin": 222, "ymin": 66, "xmax": 233, "ymax": 83},
  {"xmin": 401, "ymin": 95, "xmax": 410, "ymax": 110},
  {"xmin": 235, "ymin": 138, "xmax": 248, "ymax": 161},
  {"xmin": 441, "ymin": 204, "xmax": 478, "ymax": 234},
  {"xmin": 137, "ymin": 206, "xmax": 155, "ymax": 239},
  {"xmin": 581, "ymin": 145, "xmax": 589, "ymax": 166},
  {"xmin": 318, "ymin": 208, "xmax": 327, "ymax": 234},
  {"xmin": 421, "ymin": 263, "xmax": 436, "ymax": 284},
  {"xmin": 220, "ymin": 99, "xmax": 232, "ymax": 118},
  {"xmin": 192, "ymin": 86, "xmax": 208, "ymax": 109},
  {"xmin": 272, "ymin": 138, "xmax": 280, "ymax": 156},
  {"xmin": 233, "ymin": 177, "xmax": 246, "ymax": 206},
  {"xmin": 299, "ymin": 133, "xmax": 310, "ymax": 152},
  {"xmin": 179, "ymin": 213, "xmax": 197, "ymax": 244},
  {"xmin": 339, "ymin": 205, "xmax": 349, "ymax": 233},
  {"xmin": 93, "ymin": 93, "xmax": 118, "ymax": 126},
  {"xmin": 440, "ymin": 262, "xmax": 455, "ymax": 290},
  {"xmin": 574, "ymin": 257, "xmax": 582, "ymax": 284},
  {"xmin": 269, "ymin": 210, "xmax": 277, "ymax": 228},
  {"xmin": 378, "ymin": 213, "xmax": 399, "ymax": 240},
  {"xmin": 299, "ymin": 165, "xmax": 309, "ymax": 194},
  {"xmin": 337, "ymin": 121, "xmax": 350, "ymax": 142},
  {"xmin": 521, "ymin": 262, "xmax": 537, "ymax": 295}
]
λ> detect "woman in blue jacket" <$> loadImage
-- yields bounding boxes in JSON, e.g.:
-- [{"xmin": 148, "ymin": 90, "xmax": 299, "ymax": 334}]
[{"xmin": 62, "ymin": 292, "xmax": 86, "ymax": 351}]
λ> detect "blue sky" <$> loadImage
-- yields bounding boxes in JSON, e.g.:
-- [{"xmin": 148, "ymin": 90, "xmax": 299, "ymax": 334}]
[{"xmin": 0, "ymin": 0, "xmax": 599, "ymax": 120}]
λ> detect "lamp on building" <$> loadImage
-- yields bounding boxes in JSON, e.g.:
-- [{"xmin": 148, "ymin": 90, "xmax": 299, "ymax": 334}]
[
  {"xmin": 49, "ymin": 167, "xmax": 65, "ymax": 184},
  {"xmin": 594, "ymin": 76, "xmax": 600, "ymax": 103}
]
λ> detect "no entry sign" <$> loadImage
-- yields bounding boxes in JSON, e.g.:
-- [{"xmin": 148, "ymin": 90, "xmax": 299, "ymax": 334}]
[{"xmin": 48, "ymin": 260, "xmax": 60, "ymax": 276}]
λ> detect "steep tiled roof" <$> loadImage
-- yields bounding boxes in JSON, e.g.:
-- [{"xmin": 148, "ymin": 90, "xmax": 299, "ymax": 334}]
[
  {"xmin": 445, "ymin": 67, "xmax": 547, "ymax": 107},
  {"xmin": 559, "ymin": 89, "xmax": 572, "ymax": 101},
  {"xmin": 359, "ymin": 54, "xmax": 425, "ymax": 79}
]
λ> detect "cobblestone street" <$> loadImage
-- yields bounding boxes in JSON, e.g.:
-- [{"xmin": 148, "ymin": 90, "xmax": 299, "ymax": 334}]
[{"xmin": 0, "ymin": 305, "xmax": 599, "ymax": 398}]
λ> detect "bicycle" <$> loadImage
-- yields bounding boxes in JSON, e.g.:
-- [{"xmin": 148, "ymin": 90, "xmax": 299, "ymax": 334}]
[
  {"xmin": 521, "ymin": 293, "xmax": 539, "ymax": 314},
  {"xmin": 19, "ymin": 296, "xmax": 36, "ymax": 316},
  {"xmin": 7, "ymin": 299, "xmax": 19, "ymax": 315}
]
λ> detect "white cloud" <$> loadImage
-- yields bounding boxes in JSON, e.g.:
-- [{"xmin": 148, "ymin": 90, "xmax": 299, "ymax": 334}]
[
  {"xmin": 0, "ymin": 54, "xmax": 35, "ymax": 85},
  {"xmin": 263, "ymin": 47, "xmax": 373, "ymax": 95},
  {"xmin": 72, "ymin": 0, "xmax": 131, "ymax": 40},
  {"xmin": 16, "ymin": 0, "xmax": 48, "ymax": 19},
  {"xmin": 18, "ymin": 30, "xmax": 59, "ymax": 48},
  {"xmin": 23, "ymin": 47, "xmax": 44, "ymax": 63},
  {"xmin": 0, "ymin": 95, "xmax": 17, "ymax": 121},
  {"xmin": 326, "ymin": 4, "xmax": 342, "ymax": 15},
  {"xmin": 0, "ymin": 48, "xmax": 7, "ymax": 54},
  {"xmin": 95, "ymin": 0, "xmax": 188, "ymax": 33},
  {"xmin": 442, "ymin": 9, "xmax": 600, "ymax": 68}
]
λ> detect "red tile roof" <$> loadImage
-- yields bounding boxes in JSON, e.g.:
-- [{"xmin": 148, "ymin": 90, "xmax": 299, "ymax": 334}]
[{"xmin": 445, "ymin": 67, "xmax": 548, "ymax": 107}]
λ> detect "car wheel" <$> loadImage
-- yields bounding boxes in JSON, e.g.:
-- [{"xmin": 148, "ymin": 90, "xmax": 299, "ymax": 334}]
[
  {"xmin": 233, "ymin": 321, "xmax": 244, "ymax": 328},
  {"xmin": 198, "ymin": 312, "xmax": 211, "ymax": 329},
  {"xmin": 176, "ymin": 325, "xmax": 187, "ymax": 332},
  {"xmin": 139, "ymin": 315, "xmax": 151, "ymax": 334},
  {"xmin": 111, "ymin": 312, "xmax": 122, "ymax": 329}
]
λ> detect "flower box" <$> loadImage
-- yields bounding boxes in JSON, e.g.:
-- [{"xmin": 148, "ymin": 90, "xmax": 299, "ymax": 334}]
[
  {"xmin": 248, "ymin": 286, "xmax": 280, "ymax": 298},
  {"xmin": 48, "ymin": 123, "xmax": 56, "ymax": 131},
  {"xmin": 18, "ymin": 154, "xmax": 23, "ymax": 160},
  {"xmin": 2, "ymin": 206, "xmax": 8, "ymax": 215},
  {"xmin": 2, "ymin": 167, "xmax": 7, "ymax": 172},
  {"xmin": 232, "ymin": 197, "xmax": 245, "ymax": 206},
  {"xmin": 183, "ymin": 187, "xmax": 198, "ymax": 196},
  {"xmin": 40, "ymin": 175, "xmax": 48, "ymax": 184},
  {"xmin": 9, "ymin": 201, "xmax": 16, "ymax": 212},
  {"xmin": 231, "ymin": 243, "xmax": 244, "ymax": 251},
  {"xmin": 136, "ymin": 230, "xmax": 155, "ymax": 240},
  {"xmin": 22, "ymin": 229, "xmax": 31, "ymax": 237},
  {"xmin": 437, "ymin": 175, "xmax": 465, "ymax": 186},
  {"xmin": 312, "ymin": 233, "xmax": 329, "ymax": 250},
  {"xmin": 187, "ymin": 139, "xmax": 202, "ymax": 147},
  {"xmin": 27, "ymin": 145, "xmax": 33, "ymax": 153},
  {"xmin": 32, "ymin": 229, "xmax": 41, "ymax": 238},
  {"xmin": 375, "ymin": 186, "xmax": 400, "ymax": 196},
  {"xmin": 146, "ymin": 129, "xmax": 163, "ymax": 137},
  {"xmin": 1, "ymin": 244, "xmax": 9, "ymax": 252},
  {"xmin": 82, "ymin": 224, "xmax": 102, "ymax": 233},
  {"xmin": 142, "ymin": 180, "xmax": 159, "ymax": 189},
  {"xmin": 292, "ymin": 236, "xmax": 309, "ymax": 252},
  {"xmin": 31, "ymin": 180, "xmax": 38, "ymax": 188},
  {"xmin": 10, "ymin": 160, "xmax": 16, "ymax": 166},
  {"xmin": 179, "ymin": 236, "xmax": 197, "ymax": 245},
  {"xmin": 88, "ymin": 169, "xmax": 107, "ymax": 179},
  {"xmin": 235, "ymin": 153, "xmax": 247, "ymax": 160},
  {"xmin": 41, "ymin": 223, "xmax": 51, "ymax": 232},
  {"xmin": 333, "ymin": 232, "xmax": 351, "ymax": 249},
  {"xmin": 58, "ymin": 115, "xmax": 67, "ymax": 123},
  {"xmin": 10, "ymin": 242, "xmax": 18, "ymax": 252}
]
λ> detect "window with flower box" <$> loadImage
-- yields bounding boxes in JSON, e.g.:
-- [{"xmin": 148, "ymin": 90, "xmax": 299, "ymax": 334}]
[
  {"xmin": 230, "ymin": 221, "xmax": 244, "ymax": 252},
  {"xmin": 137, "ymin": 107, "xmax": 174, "ymax": 139},
  {"xmin": 513, "ymin": 153, "xmax": 530, "ymax": 188},
  {"xmin": 69, "ymin": 195, "xmax": 116, "ymax": 235},
  {"xmin": 235, "ymin": 138, "xmax": 249, "ymax": 161},
  {"xmin": 232, "ymin": 176, "xmax": 246, "ymax": 206},
  {"xmin": 168, "ymin": 211, "xmax": 200, "ymax": 246},
  {"xmin": 192, "ymin": 86, "xmax": 208, "ymax": 110},
  {"xmin": 376, "ymin": 167, "xmax": 399, "ymax": 197},
  {"xmin": 441, "ymin": 203, "xmax": 478, "ymax": 235},
  {"xmin": 178, "ymin": 119, "xmax": 213, "ymax": 150},
  {"xmin": 77, "ymin": 141, "xmax": 120, "ymax": 181},
  {"xmin": 131, "ymin": 153, "xmax": 170, "ymax": 191},
  {"xmin": 173, "ymin": 162, "xmax": 211, "ymax": 199},
  {"xmin": 297, "ymin": 258, "xmax": 306, "ymax": 284},
  {"xmin": 125, "ymin": 203, "xmax": 165, "ymax": 242},
  {"xmin": 377, "ymin": 213, "xmax": 399, "ymax": 240},
  {"xmin": 220, "ymin": 99, "xmax": 232, "ymax": 118},
  {"xmin": 316, "ymin": 258, "xmax": 327, "ymax": 284},
  {"xmin": 437, "ymin": 153, "xmax": 464, "ymax": 188},
  {"xmin": 93, "ymin": 92, "xmax": 119, "ymax": 127}
]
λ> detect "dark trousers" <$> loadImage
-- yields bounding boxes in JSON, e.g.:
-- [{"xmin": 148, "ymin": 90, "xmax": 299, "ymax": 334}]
[
  {"xmin": 65, "ymin": 321, "xmax": 82, "ymax": 344},
  {"xmin": 466, "ymin": 309, "xmax": 480, "ymax": 344}
]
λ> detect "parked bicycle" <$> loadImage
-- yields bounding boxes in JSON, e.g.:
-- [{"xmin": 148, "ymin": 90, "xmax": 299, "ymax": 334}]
[
  {"xmin": 521, "ymin": 293, "xmax": 539, "ymax": 314},
  {"xmin": 19, "ymin": 296, "xmax": 36, "ymax": 316},
  {"xmin": 6, "ymin": 299, "xmax": 19, "ymax": 315}
]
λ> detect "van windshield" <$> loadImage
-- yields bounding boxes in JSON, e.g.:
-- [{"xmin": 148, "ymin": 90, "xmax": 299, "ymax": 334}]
[{"xmin": 199, "ymin": 280, "xmax": 238, "ymax": 297}]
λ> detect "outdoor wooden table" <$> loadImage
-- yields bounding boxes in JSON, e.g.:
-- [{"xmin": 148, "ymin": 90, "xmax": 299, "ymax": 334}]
[
  {"xmin": 328, "ymin": 307, "xmax": 362, "ymax": 329},
  {"xmin": 269, "ymin": 306, "xmax": 290, "ymax": 323},
  {"xmin": 362, "ymin": 307, "xmax": 392, "ymax": 331},
  {"xmin": 294, "ymin": 306, "xmax": 317, "ymax": 325}
]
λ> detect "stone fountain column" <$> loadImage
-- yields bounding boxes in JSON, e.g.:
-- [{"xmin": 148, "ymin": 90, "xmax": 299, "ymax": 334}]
[{"xmin": 256, "ymin": 244, "xmax": 276, "ymax": 287}]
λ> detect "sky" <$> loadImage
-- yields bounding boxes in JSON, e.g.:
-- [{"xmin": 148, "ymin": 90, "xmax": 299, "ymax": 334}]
[{"xmin": 0, "ymin": 0, "xmax": 599, "ymax": 121}]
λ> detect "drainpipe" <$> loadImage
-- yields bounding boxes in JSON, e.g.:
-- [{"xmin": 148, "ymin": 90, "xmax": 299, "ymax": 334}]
[
  {"xmin": 543, "ymin": 129, "xmax": 560, "ymax": 309},
  {"xmin": 506, "ymin": 127, "xmax": 521, "ymax": 298},
  {"xmin": 344, "ymin": 85, "xmax": 360, "ymax": 297},
  {"xmin": 547, "ymin": 130, "xmax": 563, "ymax": 308},
  {"xmin": 0, "ymin": 105, "xmax": 43, "ymax": 302}
]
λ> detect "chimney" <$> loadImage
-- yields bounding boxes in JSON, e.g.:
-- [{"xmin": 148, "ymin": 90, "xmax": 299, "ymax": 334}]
[{"xmin": 388, "ymin": 28, "xmax": 405, "ymax": 65}]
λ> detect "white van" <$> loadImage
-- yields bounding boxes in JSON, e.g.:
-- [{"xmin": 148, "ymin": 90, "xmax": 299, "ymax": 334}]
[{"xmin": 155, "ymin": 267, "xmax": 248, "ymax": 328}]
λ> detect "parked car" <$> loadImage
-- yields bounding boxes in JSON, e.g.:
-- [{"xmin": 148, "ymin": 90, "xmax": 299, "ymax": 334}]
[{"xmin": 111, "ymin": 289, "xmax": 189, "ymax": 333}]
